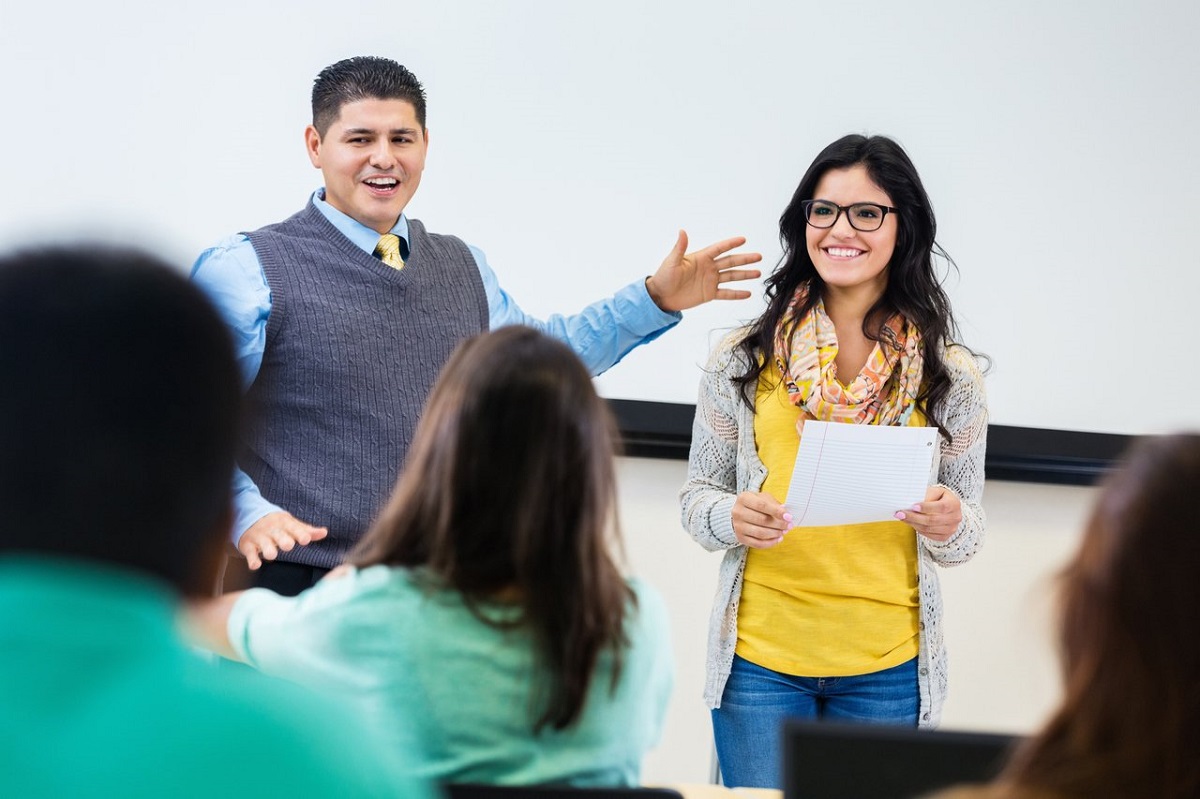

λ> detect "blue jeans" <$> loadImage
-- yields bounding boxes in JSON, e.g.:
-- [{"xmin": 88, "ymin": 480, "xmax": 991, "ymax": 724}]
[{"xmin": 711, "ymin": 654, "xmax": 919, "ymax": 789}]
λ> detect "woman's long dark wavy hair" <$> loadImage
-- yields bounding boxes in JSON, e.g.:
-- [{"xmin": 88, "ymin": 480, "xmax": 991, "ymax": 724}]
[
  {"xmin": 995, "ymin": 433, "xmax": 1200, "ymax": 799},
  {"xmin": 732, "ymin": 134, "xmax": 963, "ymax": 435},
  {"xmin": 348, "ymin": 327, "xmax": 633, "ymax": 732}
]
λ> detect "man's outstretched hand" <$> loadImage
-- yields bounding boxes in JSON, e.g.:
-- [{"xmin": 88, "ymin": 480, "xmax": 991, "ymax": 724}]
[{"xmin": 644, "ymin": 230, "xmax": 762, "ymax": 313}]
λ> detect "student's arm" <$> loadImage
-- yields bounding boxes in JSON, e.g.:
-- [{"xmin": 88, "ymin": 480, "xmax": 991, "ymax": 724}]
[
  {"xmin": 478, "ymin": 232, "xmax": 761, "ymax": 376},
  {"xmin": 208, "ymin": 568, "xmax": 365, "ymax": 684},
  {"xmin": 191, "ymin": 240, "xmax": 328, "ymax": 568},
  {"xmin": 183, "ymin": 591, "xmax": 244, "ymax": 661}
]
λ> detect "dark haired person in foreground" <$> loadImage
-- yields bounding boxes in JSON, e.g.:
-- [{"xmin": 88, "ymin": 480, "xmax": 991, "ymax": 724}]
[
  {"xmin": 0, "ymin": 246, "xmax": 428, "ymax": 797},
  {"xmin": 933, "ymin": 433, "xmax": 1200, "ymax": 799},
  {"xmin": 681, "ymin": 134, "xmax": 988, "ymax": 787},
  {"xmin": 192, "ymin": 55, "xmax": 761, "ymax": 594},
  {"xmin": 190, "ymin": 327, "xmax": 673, "ymax": 786}
]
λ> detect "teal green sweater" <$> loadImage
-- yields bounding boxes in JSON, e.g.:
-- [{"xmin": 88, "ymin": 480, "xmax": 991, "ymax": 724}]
[
  {"xmin": 0, "ymin": 557, "xmax": 431, "ymax": 798},
  {"xmin": 230, "ymin": 565, "xmax": 675, "ymax": 786}
]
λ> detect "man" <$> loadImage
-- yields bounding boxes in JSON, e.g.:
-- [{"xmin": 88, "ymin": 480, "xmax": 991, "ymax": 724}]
[
  {"xmin": 0, "ymin": 246, "xmax": 429, "ymax": 798},
  {"xmin": 192, "ymin": 56, "xmax": 761, "ymax": 594}
]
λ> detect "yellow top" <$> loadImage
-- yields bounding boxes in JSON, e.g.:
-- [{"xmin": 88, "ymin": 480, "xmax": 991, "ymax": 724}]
[{"xmin": 735, "ymin": 375, "xmax": 922, "ymax": 676}]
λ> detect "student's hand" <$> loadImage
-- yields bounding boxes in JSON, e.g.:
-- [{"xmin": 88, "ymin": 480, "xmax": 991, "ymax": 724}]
[
  {"xmin": 895, "ymin": 485, "xmax": 963, "ymax": 542},
  {"xmin": 238, "ymin": 511, "xmax": 328, "ymax": 570},
  {"xmin": 644, "ymin": 230, "xmax": 762, "ymax": 312},
  {"xmin": 322, "ymin": 564, "xmax": 354, "ymax": 582},
  {"xmin": 732, "ymin": 491, "xmax": 792, "ymax": 549}
]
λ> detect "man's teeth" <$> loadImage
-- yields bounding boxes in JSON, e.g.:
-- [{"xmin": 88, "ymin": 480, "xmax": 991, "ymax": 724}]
[
  {"xmin": 366, "ymin": 178, "xmax": 398, "ymax": 187},
  {"xmin": 826, "ymin": 247, "xmax": 863, "ymax": 258}
]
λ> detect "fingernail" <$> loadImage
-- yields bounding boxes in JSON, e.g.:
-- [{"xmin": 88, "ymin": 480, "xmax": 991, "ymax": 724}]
[
  {"xmin": 911, "ymin": 504, "xmax": 922, "ymax": 512},
  {"xmin": 895, "ymin": 511, "xmax": 906, "ymax": 520},
  {"xmin": 783, "ymin": 513, "xmax": 793, "ymax": 523}
]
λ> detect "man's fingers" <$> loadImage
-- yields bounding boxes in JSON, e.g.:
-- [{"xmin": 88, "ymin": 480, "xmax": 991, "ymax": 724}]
[
  {"xmin": 713, "ymin": 255, "xmax": 763, "ymax": 272},
  {"xmin": 239, "ymin": 540, "xmax": 263, "ymax": 571},
  {"xmin": 235, "ymin": 512, "xmax": 326, "ymax": 572},
  {"xmin": 285, "ymin": 523, "xmax": 328, "ymax": 547},
  {"xmin": 671, "ymin": 229, "xmax": 688, "ymax": 260},
  {"xmin": 716, "ymin": 266, "xmax": 762, "ymax": 281},
  {"xmin": 698, "ymin": 235, "xmax": 748, "ymax": 257}
]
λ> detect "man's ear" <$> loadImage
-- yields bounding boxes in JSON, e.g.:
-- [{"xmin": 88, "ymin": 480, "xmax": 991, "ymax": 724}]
[{"xmin": 304, "ymin": 125, "xmax": 323, "ymax": 169}]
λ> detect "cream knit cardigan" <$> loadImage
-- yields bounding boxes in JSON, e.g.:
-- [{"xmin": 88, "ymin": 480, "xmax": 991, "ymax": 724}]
[{"xmin": 679, "ymin": 332, "xmax": 988, "ymax": 726}]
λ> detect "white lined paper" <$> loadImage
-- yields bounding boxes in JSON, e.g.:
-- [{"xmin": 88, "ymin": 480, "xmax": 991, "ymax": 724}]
[{"xmin": 784, "ymin": 421, "xmax": 937, "ymax": 527}]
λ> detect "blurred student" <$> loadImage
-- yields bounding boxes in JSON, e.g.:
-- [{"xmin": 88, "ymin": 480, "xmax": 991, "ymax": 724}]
[
  {"xmin": 189, "ymin": 326, "xmax": 674, "ymax": 787},
  {"xmin": 934, "ymin": 433, "xmax": 1200, "ymax": 799},
  {"xmin": 0, "ymin": 245, "xmax": 428, "ymax": 798}
]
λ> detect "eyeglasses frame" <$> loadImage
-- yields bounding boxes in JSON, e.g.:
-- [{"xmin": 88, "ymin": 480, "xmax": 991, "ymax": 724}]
[{"xmin": 800, "ymin": 199, "xmax": 899, "ymax": 232}]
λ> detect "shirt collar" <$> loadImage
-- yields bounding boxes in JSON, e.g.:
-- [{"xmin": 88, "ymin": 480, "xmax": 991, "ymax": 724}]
[{"xmin": 312, "ymin": 189, "xmax": 410, "ymax": 258}]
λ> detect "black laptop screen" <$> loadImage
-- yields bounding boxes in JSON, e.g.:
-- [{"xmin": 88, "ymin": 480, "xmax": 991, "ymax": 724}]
[{"xmin": 784, "ymin": 720, "xmax": 1020, "ymax": 799}]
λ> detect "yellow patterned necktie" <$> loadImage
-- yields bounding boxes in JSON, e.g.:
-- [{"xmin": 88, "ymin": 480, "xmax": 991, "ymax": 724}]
[{"xmin": 374, "ymin": 234, "xmax": 405, "ymax": 270}]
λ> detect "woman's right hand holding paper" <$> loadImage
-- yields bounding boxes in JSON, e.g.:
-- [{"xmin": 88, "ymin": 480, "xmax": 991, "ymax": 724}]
[{"xmin": 732, "ymin": 492, "xmax": 793, "ymax": 549}]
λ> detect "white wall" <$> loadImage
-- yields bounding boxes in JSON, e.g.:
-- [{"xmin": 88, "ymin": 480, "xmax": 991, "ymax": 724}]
[
  {"xmin": 0, "ymin": 0, "xmax": 1178, "ymax": 782},
  {"xmin": 2, "ymin": 0, "xmax": 1198, "ymax": 435},
  {"xmin": 617, "ymin": 456, "xmax": 1094, "ymax": 784}
]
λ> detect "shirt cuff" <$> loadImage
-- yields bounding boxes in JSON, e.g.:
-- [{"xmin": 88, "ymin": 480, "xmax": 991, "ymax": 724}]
[
  {"xmin": 232, "ymin": 490, "xmax": 284, "ymax": 546},
  {"xmin": 614, "ymin": 279, "xmax": 683, "ymax": 337}
]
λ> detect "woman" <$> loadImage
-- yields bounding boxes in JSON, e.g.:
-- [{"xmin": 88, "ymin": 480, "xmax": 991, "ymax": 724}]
[
  {"xmin": 191, "ymin": 326, "xmax": 674, "ymax": 787},
  {"xmin": 935, "ymin": 433, "xmax": 1200, "ymax": 799},
  {"xmin": 680, "ymin": 134, "xmax": 987, "ymax": 788}
]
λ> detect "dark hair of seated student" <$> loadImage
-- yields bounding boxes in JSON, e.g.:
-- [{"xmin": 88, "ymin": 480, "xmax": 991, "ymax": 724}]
[
  {"xmin": 348, "ymin": 325, "xmax": 633, "ymax": 730},
  {"xmin": 0, "ymin": 244, "xmax": 423, "ymax": 798},
  {"xmin": 0, "ymin": 245, "xmax": 241, "ymax": 593},
  {"xmin": 938, "ymin": 433, "xmax": 1200, "ymax": 799}
]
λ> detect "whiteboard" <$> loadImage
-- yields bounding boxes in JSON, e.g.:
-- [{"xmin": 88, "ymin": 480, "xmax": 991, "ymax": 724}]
[{"xmin": 1, "ymin": 0, "xmax": 1195, "ymax": 436}]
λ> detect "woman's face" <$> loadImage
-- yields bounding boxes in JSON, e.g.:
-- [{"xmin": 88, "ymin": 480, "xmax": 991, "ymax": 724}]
[{"xmin": 805, "ymin": 165, "xmax": 898, "ymax": 303}]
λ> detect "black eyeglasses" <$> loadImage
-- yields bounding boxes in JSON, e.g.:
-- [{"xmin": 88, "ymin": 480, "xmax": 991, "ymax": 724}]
[{"xmin": 801, "ymin": 200, "xmax": 898, "ymax": 232}]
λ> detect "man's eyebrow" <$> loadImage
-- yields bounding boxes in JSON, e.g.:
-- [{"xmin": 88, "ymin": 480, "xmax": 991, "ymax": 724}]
[{"xmin": 340, "ymin": 127, "xmax": 419, "ymax": 136}]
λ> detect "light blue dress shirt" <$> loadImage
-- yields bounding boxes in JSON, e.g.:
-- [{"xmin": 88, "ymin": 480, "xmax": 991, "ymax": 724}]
[{"xmin": 191, "ymin": 190, "xmax": 680, "ymax": 543}]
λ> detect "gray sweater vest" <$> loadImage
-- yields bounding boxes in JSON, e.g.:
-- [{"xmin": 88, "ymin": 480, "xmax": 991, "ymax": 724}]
[{"xmin": 244, "ymin": 203, "xmax": 487, "ymax": 568}]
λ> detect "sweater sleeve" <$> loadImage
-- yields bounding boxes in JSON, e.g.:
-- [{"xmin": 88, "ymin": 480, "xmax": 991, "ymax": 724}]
[
  {"xmin": 920, "ymin": 345, "xmax": 989, "ymax": 566},
  {"xmin": 680, "ymin": 336, "xmax": 747, "ymax": 552}
]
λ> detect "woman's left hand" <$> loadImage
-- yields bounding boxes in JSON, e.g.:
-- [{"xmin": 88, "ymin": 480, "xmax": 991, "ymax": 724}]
[{"xmin": 895, "ymin": 485, "xmax": 962, "ymax": 542}]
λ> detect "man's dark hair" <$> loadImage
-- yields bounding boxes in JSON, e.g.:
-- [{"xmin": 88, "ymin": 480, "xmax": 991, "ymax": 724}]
[
  {"xmin": 0, "ymin": 245, "xmax": 242, "ymax": 596},
  {"xmin": 312, "ymin": 56, "xmax": 427, "ymax": 135}
]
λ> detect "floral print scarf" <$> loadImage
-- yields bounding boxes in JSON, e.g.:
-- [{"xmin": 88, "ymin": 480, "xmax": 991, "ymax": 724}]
[{"xmin": 772, "ymin": 284, "xmax": 923, "ymax": 427}]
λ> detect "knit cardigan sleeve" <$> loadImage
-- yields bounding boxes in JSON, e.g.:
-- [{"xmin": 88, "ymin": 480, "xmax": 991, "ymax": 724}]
[
  {"xmin": 919, "ymin": 344, "xmax": 989, "ymax": 566},
  {"xmin": 680, "ymin": 333, "xmax": 755, "ymax": 553}
]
